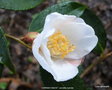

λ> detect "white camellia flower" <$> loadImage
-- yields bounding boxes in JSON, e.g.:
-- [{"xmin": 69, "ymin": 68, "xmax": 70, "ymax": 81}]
[{"xmin": 32, "ymin": 12, "xmax": 98, "ymax": 82}]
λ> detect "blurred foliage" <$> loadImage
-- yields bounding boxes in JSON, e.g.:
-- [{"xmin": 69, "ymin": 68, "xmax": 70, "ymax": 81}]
[
  {"xmin": 0, "ymin": 28, "xmax": 15, "ymax": 76},
  {"xmin": 0, "ymin": 82, "xmax": 8, "ymax": 90},
  {"xmin": 0, "ymin": 0, "xmax": 44, "ymax": 10}
]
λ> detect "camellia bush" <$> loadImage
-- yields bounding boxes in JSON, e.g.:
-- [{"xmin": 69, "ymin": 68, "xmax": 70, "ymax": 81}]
[{"xmin": 0, "ymin": 0, "xmax": 107, "ymax": 90}]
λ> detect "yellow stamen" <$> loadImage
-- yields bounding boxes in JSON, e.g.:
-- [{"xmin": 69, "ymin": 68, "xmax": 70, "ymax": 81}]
[{"xmin": 47, "ymin": 31, "xmax": 76, "ymax": 58}]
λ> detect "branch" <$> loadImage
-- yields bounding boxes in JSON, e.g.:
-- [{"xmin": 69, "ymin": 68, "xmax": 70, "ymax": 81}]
[
  {"xmin": 80, "ymin": 51, "xmax": 112, "ymax": 78},
  {"xmin": 5, "ymin": 34, "xmax": 32, "ymax": 50}
]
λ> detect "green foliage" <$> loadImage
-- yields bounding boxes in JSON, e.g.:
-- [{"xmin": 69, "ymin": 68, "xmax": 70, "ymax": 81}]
[
  {"xmin": 40, "ymin": 66, "xmax": 90, "ymax": 90},
  {"xmin": 0, "ymin": 0, "xmax": 44, "ymax": 10},
  {"xmin": 0, "ymin": 82, "xmax": 8, "ymax": 90},
  {"xmin": 29, "ymin": 1, "xmax": 106, "ymax": 54},
  {"xmin": 0, "ymin": 28, "xmax": 15, "ymax": 75}
]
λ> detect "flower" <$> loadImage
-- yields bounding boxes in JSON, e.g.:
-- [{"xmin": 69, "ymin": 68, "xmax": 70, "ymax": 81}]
[{"xmin": 32, "ymin": 12, "xmax": 98, "ymax": 82}]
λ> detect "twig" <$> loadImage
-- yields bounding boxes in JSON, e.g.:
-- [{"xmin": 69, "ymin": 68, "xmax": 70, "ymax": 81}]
[
  {"xmin": 5, "ymin": 34, "xmax": 32, "ymax": 50},
  {"xmin": 80, "ymin": 51, "xmax": 112, "ymax": 78}
]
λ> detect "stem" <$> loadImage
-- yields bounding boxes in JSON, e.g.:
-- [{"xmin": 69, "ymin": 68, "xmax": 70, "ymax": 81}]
[
  {"xmin": 80, "ymin": 51, "xmax": 112, "ymax": 78},
  {"xmin": 5, "ymin": 34, "xmax": 32, "ymax": 50}
]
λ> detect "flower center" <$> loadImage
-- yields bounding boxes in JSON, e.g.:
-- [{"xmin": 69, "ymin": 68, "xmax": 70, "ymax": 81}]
[{"xmin": 47, "ymin": 31, "xmax": 75, "ymax": 58}]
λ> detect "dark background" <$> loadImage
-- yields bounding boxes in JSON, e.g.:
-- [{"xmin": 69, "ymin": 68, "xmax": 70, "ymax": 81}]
[{"xmin": 0, "ymin": 0, "xmax": 112, "ymax": 90}]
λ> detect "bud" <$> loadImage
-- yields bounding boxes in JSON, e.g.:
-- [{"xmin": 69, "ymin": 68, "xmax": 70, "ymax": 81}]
[{"xmin": 21, "ymin": 32, "xmax": 38, "ymax": 44}]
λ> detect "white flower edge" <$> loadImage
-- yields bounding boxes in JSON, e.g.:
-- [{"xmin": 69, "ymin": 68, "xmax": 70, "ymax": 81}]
[{"xmin": 32, "ymin": 12, "xmax": 98, "ymax": 82}]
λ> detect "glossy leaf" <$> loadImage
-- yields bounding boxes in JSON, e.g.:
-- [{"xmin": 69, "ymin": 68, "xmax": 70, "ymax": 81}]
[
  {"xmin": 0, "ymin": 0, "xmax": 44, "ymax": 10},
  {"xmin": 68, "ymin": 6, "xmax": 86, "ymax": 17},
  {"xmin": 0, "ymin": 28, "xmax": 15, "ymax": 73}
]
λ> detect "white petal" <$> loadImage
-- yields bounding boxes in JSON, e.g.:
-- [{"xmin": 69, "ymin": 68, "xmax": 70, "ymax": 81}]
[
  {"xmin": 74, "ymin": 17, "xmax": 85, "ymax": 23},
  {"xmin": 55, "ymin": 22, "xmax": 95, "ymax": 44},
  {"xmin": 43, "ymin": 12, "xmax": 62, "ymax": 32},
  {"xmin": 43, "ymin": 12, "xmax": 77, "ymax": 32},
  {"xmin": 51, "ymin": 60, "xmax": 79, "ymax": 82},
  {"xmin": 64, "ymin": 58, "xmax": 84, "ymax": 67},
  {"xmin": 32, "ymin": 34, "xmax": 53, "ymax": 73},
  {"xmin": 66, "ymin": 35, "xmax": 98, "ymax": 59}
]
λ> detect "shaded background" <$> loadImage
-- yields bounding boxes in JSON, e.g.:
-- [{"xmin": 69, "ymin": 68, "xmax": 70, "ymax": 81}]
[{"xmin": 0, "ymin": 0, "xmax": 112, "ymax": 90}]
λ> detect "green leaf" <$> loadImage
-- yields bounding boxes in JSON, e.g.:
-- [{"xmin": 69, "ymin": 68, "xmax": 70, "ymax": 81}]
[
  {"xmin": 0, "ymin": 82, "xmax": 8, "ymax": 90},
  {"xmin": 30, "ymin": 1, "xmax": 106, "ymax": 54},
  {"xmin": 0, "ymin": 28, "xmax": 15, "ymax": 73},
  {"xmin": 29, "ymin": 1, "xmax": 86, "ymax": 32},
  {"xmin": 40, "ymin": 66, "xmax": 90, "ymax": 90},
  {"xmin": 0, "ymin": 63, "xmax": 4, "ymax": 77},
  {"xmin": 0, "ymin": 0, "xmax": 44, "ymax": 10},
  {"xmin": 68, "ymin": 6, "xmax": 86, "ymax": 17}
]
